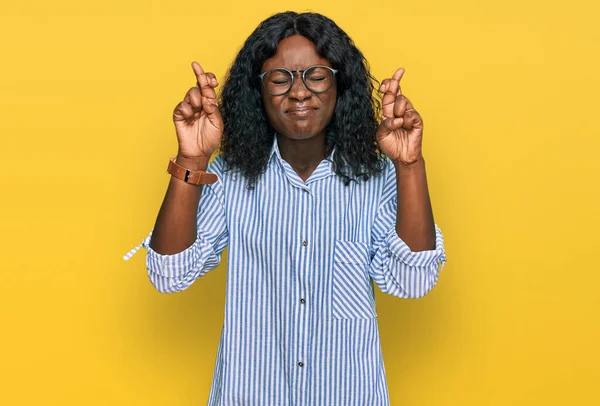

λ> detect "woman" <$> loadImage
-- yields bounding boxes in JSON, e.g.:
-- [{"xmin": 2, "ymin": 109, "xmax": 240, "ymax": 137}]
[{"xmin": 125, "ymin": 11, "xmax": 446, "ymax": 405}]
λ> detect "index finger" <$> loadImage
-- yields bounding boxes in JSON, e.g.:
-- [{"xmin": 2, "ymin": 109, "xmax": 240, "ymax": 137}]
[
  {"xmin": 191, "ymin": 61, "xmax": 217, "ymax": 99},
  {"xmin": 386, "ymin": 67, "xmax": 405, "ymax": 96}
]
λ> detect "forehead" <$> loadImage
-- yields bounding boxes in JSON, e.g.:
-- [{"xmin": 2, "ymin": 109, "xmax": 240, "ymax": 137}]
[{"xmin": 261, "ymin": 35, "xmax": 332, "ymax": 71}]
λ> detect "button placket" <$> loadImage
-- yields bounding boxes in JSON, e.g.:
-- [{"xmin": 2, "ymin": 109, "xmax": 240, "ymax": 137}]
[{"xmin": 296, "ymin": 186, "xmax": 312, "ymax": 390}]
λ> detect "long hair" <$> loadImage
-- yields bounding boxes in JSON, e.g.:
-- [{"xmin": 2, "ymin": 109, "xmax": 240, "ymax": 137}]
[{"xmin": 219, "ymin": 11, "xmax": 385, "ymax": 188}]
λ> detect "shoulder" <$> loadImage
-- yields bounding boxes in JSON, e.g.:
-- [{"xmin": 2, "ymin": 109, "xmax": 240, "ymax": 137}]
[
  {"xmin": 368, "ymin": 157, "xmax": 397, "ymax": 207},
  {"xmin": 206, "ymin": 154, "xmax": 225, "ymax": 176},
  {"xmin": 202, "ymin": 155, "xmax": 227, "ymax": 200},
  {"xmin": 361, "ymin": 156, "xmax": 395, "ymax": 186},
  {"xmin": 205, "ymin": 154, "xmax": 252, "ymax": 196}
]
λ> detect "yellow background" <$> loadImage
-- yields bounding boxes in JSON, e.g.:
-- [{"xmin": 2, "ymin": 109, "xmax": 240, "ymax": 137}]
[{"xmin": 1, "ymin": 0, "xmax": 598, "ymax": 404}]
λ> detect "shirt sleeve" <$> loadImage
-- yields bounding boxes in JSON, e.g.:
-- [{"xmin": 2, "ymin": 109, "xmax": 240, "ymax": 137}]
[
  {"xmin": 123, "ymin": 156, "xmax": 229, "ymax": 293},
  {"xmin": 368, "ymin": 159, "xmax": 447, "ymax": 299}
]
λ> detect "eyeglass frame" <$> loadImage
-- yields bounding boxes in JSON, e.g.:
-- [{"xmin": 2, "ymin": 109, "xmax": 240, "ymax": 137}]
[{"xmin": 257, "ymin": 65, "xmax": 339, "ymax": 96}]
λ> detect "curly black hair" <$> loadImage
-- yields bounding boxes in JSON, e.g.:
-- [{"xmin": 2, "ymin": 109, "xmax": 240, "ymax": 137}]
[{"xmin": 219, "ymin": 11, "xmax": 385, "ymax": 188}]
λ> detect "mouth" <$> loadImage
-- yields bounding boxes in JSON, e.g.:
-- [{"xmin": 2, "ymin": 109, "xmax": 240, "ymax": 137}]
[{"xmin": 286, "ymin": 107, "xmax": 319, "ymax": 117}]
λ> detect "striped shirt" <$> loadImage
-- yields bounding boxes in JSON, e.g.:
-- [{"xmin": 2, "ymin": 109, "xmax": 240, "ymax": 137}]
[{"xmin": 124, "ymin": 137, "xmax": 447, "ymax": 405}]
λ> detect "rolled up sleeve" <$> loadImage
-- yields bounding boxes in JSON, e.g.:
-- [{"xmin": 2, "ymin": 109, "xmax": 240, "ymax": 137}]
[{"xmin": 124, "ymin": 156, "xmax": 229, "ymax": 293}]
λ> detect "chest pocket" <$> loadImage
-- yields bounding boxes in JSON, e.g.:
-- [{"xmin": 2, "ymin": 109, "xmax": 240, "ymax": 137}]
[{"xmin": 331, "ymin": 240, "xmax": 377, "ymax": 320}]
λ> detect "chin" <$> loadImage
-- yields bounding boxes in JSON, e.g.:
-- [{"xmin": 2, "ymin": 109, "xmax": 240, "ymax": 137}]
[{"xmin": 283, "ymin": 121, "xmax": 325, "ymax": 139}]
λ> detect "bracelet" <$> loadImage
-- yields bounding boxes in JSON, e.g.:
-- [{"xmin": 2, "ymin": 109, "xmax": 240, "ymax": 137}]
[{"xmin": 167, "ymin": 157, "xmax": 218, "ymax": 185}]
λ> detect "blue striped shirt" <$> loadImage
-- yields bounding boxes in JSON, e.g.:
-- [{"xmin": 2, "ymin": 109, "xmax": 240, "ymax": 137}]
[{"xmin": 125, "ymin": 137, "xmax": 447, "ymax": 405}]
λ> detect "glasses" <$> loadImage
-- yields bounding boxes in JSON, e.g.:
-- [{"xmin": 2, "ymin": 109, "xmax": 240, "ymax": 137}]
[{"xmin": 258, "ymin": 65, "xmax": 338, "ymax": 96}]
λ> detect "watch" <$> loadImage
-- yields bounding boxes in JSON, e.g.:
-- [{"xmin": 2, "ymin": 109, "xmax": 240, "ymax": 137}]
[{"xmin": 167, "ymin": 157, "xmax": 218, "ymax": 185}]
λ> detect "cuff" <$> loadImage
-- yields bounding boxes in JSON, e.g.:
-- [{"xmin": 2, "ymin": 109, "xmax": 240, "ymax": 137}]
[
  {"xmin": 146, "ymin": 238, "xmax": 203, "ymax": 278},
  {"xmin": 386, "ymin": 224, "xmax": 447, "ymax": 268}
]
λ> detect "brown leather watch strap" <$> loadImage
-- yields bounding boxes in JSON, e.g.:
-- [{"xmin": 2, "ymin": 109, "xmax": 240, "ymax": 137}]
[{"xmin": 167, "ymin": 157, "xmax": 218, "ymax": 185}]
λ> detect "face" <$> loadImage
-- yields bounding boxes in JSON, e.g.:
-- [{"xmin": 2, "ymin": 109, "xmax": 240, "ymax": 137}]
[{"xmin": 260, "ymin": 35, "xmax": 337, "ymax": 140}]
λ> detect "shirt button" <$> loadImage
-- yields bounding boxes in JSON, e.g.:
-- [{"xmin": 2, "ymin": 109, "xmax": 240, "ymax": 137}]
[
  {"xmin": 300, "ymin": 298, "xmax": 306, "ymax": 304},
  {"xmin": 298, "ymin": 361, "xmax": 304, "ymax": 367},
  {"xmin": 302, "ymin": 240, "xmax": 307, "ymax": 247}
]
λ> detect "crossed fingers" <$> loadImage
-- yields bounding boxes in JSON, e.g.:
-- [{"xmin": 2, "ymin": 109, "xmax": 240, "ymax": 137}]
[
  {"xmin": 184, "ymin": 62, "xmax": 219, "ymax": 115},
  {"xmin": 379, "ymin": 68, "xmax": 421, "ymax": 130}
]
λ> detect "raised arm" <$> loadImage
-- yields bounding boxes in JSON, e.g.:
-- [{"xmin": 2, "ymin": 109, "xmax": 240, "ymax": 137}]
[
  {"xmin": 150, "ymin": 61, "xmax": 223, "ymax": 255},
  {"xmin": 377, "ymin": 67, "xmax": 435, "ymax": 251},
  {"xmin": 368, "ymin": 67, "xmax": 446, "ymax": 298}
]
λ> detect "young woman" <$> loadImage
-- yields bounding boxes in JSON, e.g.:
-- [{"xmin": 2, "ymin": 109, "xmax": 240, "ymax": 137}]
[{"xmin": 126, "ymin": 11, "xmax": 447, "ymax": 405}]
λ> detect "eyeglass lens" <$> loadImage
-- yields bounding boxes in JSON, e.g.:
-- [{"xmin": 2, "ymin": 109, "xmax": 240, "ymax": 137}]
[{"xmin": 263, "ymin": 67, "xmax": 334, "ymax": 95}]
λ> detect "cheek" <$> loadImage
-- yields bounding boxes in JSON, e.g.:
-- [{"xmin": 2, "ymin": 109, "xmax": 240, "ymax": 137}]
[
  {"xmin": 322, "ymin": 96, "xmax": 337, "ymax": 123},
  {"xmin": 263, "ymin": 96, "xmax": 285, "ymax": 122}
]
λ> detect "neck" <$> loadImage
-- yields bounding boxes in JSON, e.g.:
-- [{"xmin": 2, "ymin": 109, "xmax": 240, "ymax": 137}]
[{"xmin": 276, "ymin": 132, "xmax": 329, "ymax": 181}]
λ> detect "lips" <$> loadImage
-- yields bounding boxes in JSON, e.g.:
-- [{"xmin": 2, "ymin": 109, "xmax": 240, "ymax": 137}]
[{"xmin": 286, "ymin": 107, "xmax": 318, "ymax": 117}]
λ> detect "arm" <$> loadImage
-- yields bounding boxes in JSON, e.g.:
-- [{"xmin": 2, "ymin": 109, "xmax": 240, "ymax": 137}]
[
  {"xmin": 394, "ymin": 157, "xmax": 435, "ymax": 252},
  {"xmin": 149, "ymin": 155, "xmax": 210, "ymax": 255},
  {"xmin": 146, "ymin": 61, "xmax": 227, "ymax": 292},
  {"xmin": 369, "ymin": 67, "xmax": 446, "ymax": 298}
]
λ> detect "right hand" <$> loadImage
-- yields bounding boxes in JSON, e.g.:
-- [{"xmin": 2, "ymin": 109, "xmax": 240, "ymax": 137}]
[{"xmin": 173, "ymin": 61, "xmax": 223, "ymax": 163}]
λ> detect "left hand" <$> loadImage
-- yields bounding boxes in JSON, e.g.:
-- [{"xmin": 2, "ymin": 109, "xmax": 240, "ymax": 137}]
[{"xmin": 376, "ymin": 68, "xmax": 424, "ymax": 165}]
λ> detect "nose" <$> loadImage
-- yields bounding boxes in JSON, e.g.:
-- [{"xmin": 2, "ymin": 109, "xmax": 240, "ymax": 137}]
[{"xmin": 288, "ymin": 73, "xmax": 312, "ymax": 101}]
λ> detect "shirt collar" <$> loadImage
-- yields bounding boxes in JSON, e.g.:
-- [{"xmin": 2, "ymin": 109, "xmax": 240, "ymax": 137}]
[{"xmin": 268, "ymin": 136, "xmax": 337, "ymax": 184}]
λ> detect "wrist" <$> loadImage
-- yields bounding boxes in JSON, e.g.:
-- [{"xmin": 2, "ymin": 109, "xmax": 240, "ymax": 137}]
[
  {"xmin": 175, "ymin": 154, "xmax": 211, "ymax": 171},
  {"xmin": 393, "ymin": 156, "xmax": 425, "ymax": 171}
]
